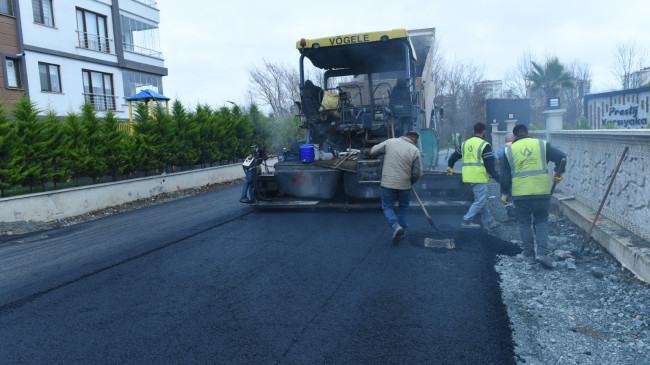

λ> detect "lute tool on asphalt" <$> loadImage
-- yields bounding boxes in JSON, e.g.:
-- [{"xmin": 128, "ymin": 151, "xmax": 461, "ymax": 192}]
[{"xmin": 412, "ymin": 187, "xmax": 455, "ymax": 251}]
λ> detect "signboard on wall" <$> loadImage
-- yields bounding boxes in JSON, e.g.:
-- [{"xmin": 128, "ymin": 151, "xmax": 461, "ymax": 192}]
[
  {"xmin": 585, "ymin": 86, "xmax": 650, "ymax": 129},
  {"xmin": 602, "ymin": 104, "xmax": 648, "ymax": 128}
]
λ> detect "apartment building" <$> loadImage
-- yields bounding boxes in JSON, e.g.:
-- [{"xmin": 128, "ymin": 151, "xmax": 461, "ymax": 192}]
[
  {"xmin": 0, "ymin": 0, "xmax": 23, "ymax": 104},
  {"xmin": 1, "ymin": 0, "xmax": 167, "ymax": 119}
]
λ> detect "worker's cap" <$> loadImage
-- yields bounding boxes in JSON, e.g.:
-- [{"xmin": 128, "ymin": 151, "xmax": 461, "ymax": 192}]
[{"xmin": 505, "ymin": 133, "xmax": 515, "ymax": 143}]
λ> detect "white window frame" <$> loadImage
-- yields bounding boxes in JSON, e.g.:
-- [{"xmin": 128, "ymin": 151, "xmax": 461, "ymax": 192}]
[
  {"xmin": 3, "ymin": 57, "xmax": 22, "ymax": 89},
  {"xmin": 76, "ymin": 7, "xmax": 111, "ymax": 53},
  {"xmin": 39, "ymin": 62, "xmax": 62, "ymax": 92},
  {"xmin": 82, "ymin": 69, "xmax": 117, "ymax": 110},
  {"xmin": 1, "ymin": 0, "xmax": 13, "ymax": 15}
]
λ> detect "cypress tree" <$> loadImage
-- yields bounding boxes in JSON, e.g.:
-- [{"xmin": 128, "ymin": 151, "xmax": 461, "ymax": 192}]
[
  {"xmin": 101, "ymin": 111, "xmax": 129, "ymax": 181},
  {"xmin": 153, "ymin": 104, "xmax": 175, "ymax": 173},
  {"xmin": 132, "ymin": 101, "xmax": 161, "ymax": 175},
  {"xmin": 249, "ymin": 104, "xmax": 274, "ymax": 149},
  {"xmin": 0, "ymin": 102, "xmax": 21, "ymax": 196},
  {"xmin": 12, "ymin": 98, "xmax": 47, "ymax": 193},
  {"xmin": 230, "ymin": 104, "xmax": 255, "ymax": 158},
  {"xmin": 214, "ymin": 106, "xmax": 237, "ymax": 164},
  {"xmin": 196, "ymin": 104, "xmax": 218, "ymax": 166},
  {"xmin": 80, "ymin": 103, "xmax": 107, "ymax": 183},
  {"xmin": 41, "ymin": 110, "xmax": 68, "ymax": 190},
  {"xmin": 65, "ymin": 112, "xmax": 91, "ymax": 184},
  {"xmin": 170, "ymin": 100, "xmax": 200, "ymax": 170}
]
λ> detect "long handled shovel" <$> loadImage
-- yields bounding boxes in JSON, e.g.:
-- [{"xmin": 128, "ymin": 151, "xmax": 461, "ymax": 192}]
[
  {"xmin": 411, "ymin": 187, "xmax": 440, "ymax": 233},
  {"xmin": 412, "ymin": 187, "xmax": 455, "ymax": 251}
]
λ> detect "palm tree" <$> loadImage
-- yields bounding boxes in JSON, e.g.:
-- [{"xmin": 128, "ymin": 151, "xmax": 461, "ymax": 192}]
[{"xmin": 527, "ymin": 57, "xmax": 575, "ymax": 102}]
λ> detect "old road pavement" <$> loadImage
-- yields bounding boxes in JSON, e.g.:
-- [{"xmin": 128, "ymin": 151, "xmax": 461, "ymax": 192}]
[{"xmin": 0, "ymin": 184, "xmax": 519, "ymax": 364}]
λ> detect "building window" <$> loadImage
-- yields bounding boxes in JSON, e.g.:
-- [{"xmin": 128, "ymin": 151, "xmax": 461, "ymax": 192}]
[
  {"xmin": 39, "ymin": 62, "xmax": 61, "ymax": 92},
  {"xmin": 82, "ymin": 70, "xmax": 116, "ymax": 110},
  {"xmin": 1, "ymin": 0, "xmax": 13, "ymax": 15},
  {"xmin": 120, "ymin": 15, "xmax": 162, "ymax": 58},
  {"xmin": 76, "ymin": 8, "xmax": 110, "ymax": 53},
  {"xmin": 122, "ymin": 70, "xmax": 163, "ymax": 99},
  {"xmin": 32, "ymin": 0, "xmax": 54, "ymax": 27},
  {"xmin": 4, "ymin": 57, "xmax": 22, "ymax": 88}
]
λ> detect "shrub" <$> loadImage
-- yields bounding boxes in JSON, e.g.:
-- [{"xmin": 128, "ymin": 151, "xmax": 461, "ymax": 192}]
[{"xmin": 575, "ymin": 117, "xmax": 592, "ymax": 130}]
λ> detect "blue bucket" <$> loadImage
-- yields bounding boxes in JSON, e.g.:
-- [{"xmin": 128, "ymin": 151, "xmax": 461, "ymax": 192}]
[{"xmin": 300, "ymin": 144, "xmax": 315, "ymax": 163}]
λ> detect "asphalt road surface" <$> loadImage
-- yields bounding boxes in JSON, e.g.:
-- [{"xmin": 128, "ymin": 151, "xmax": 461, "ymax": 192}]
[{"xmin": 0, "ymin": 185, "xmax": 518, "ymax": 364}]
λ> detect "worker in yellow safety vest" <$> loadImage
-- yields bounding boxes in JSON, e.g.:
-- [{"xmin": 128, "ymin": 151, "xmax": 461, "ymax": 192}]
[
  {"xmin": 500, "ymin": 124, "xmax": 566, "ymax": 269},
  {"xmin": 446, "ymin": 122, "xmax": 501, "ymax": 229},
  {"xmin": 451, "ymin": 132, "xmax": 461, "ymax": 151}
]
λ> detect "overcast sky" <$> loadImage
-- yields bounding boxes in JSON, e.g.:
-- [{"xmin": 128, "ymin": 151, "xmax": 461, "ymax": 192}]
[{"xmin": 156, "ymin": 0, "xmax": 650, "ymax": 111}]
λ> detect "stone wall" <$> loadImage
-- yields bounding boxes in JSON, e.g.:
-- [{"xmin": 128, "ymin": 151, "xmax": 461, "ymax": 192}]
[{"xmin": 533, "ymin": 130, "xmax": 650, "ymax": 242}]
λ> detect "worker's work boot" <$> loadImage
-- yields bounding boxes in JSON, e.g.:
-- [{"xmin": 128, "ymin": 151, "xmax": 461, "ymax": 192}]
[
  {"xmin": 487, "ymin": 220, "xmax": 501, "ymax": 229},
  {"xmin": 240, "ymin": 197, "xmax": 252, "ymax": 203},
  {"xmin": 535, "ymin": 254, "xmax": 557, "ymax": 269},
  {"xmin": 392, "ymin": 223, "xmax": 405, "ymax": 245},
  {"xmin": 461, "ymin": 219, "xmax": 480, "ymax": 229},
  {"xmin": 515, "ymin": 253, "xmax": 535, "ymax": 264}
]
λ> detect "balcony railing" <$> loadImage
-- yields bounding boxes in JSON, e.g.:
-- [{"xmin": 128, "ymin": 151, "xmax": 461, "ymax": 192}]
[
  {"xmin": 76, "ymin": 30, "xmax": 114, "ymax": 54},
  {"xmin": 83, "ymin": 93, "xmax": 118, "ymax": 111},
  {"xmin": 134, "ymin": 0, "xmax": 158, "ymax": 8},
  {"xmin": 122, "ymin": 42, "xmax": 162, "ymax": 59}
]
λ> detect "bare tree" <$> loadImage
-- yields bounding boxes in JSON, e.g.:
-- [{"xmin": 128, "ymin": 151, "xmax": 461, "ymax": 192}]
[
  {"xmin": 503, "ymin": 50, "xmax": 536, "ymax": 98},
  {"xmin": 428, "ymin": 37, "xmax": 448, "ymax": 102},
  {"xmin": 248, "ymin": 59, "xmax": 300, "ymax": 116},
  {"xmin": 248, "ymin": 59, "xmax": 327, "ymax": 116},
  {"xmin": 435, "ymin": 58, "xmax": 485, "ymax": 141},
  {"xmin": 563, "ymin": 61, "xmax": 592, "ymax": 127},
  {"xmin": 612, "ymin": 41, "xmax": 648, "ymax": 89}
]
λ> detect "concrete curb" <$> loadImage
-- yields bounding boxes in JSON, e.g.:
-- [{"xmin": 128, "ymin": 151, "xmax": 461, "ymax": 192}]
[
  {"xmin": 0, "ymin": 164, "xmax": 245, "ymax": 223},
  {"xmin": 553, "ymin": 191, "xmax": 650, "ymax": 285}
]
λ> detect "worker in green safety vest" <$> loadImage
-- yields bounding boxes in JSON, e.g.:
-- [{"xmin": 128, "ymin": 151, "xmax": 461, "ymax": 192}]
[
  {"xmin": 500, "ymin": 124, "xmax": 567, "ymax": 269},
  {"xmin": 451, "ymin": 132, "xmax": 461, "ymax": 151},
  {"xmin": 446, "ymin": 122, "xmax": 501, "ymax": 229}
]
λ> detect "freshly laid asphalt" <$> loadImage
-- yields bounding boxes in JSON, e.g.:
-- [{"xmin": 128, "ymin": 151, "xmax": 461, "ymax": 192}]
[{"xmin": 0, "ymin": 185, "xmax": 519, "ymax": 364}]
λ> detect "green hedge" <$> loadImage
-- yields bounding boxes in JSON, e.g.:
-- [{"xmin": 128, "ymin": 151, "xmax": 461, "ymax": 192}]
[{"xmin": 0, "ymin": 98, "xmax": 295, "ymax": 198}]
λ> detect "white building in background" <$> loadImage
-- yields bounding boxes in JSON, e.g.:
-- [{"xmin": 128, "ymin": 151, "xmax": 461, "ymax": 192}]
[
  {"xmin": 476, "ymin": 80, "xmax": 503, "ymax": 99},
  {"xmin": 2, "ymin": 0, "xmax": 166, "ymax": 119},
  {"xmin": 630, "ymin": 67, "xmax": 650, "ymax": 89}
]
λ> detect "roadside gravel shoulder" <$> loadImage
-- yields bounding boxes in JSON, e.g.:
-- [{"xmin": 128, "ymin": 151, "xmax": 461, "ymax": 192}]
[{"xmin": 487, "ymin": 180, "xmax": 650, "ymax": 365}]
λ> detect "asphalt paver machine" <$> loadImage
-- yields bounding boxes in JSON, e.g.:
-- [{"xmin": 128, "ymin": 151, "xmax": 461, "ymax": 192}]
[{"xmin": 253, "ymin": 29, "xmax": 470, "ymax": 209}]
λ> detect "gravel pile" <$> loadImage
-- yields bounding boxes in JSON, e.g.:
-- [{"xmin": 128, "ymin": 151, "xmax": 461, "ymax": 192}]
[{"xmin": 487, "ymin": 180, "xmax": 650, "ymax": 364}]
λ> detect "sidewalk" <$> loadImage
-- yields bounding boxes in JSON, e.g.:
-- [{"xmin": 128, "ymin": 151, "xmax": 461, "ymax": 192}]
[{"xmin": 552, "ymin": 190, "xmax": 650, "ymax": 284}]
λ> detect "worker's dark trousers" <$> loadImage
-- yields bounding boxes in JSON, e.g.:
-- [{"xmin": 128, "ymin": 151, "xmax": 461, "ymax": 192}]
[
  {"xmin": 514, "ymin": 198, "xmax": 551, "ymax": 257},
  {"xmin": 380, "ymin": 187, "xmax": 411, "ymax": 230}
]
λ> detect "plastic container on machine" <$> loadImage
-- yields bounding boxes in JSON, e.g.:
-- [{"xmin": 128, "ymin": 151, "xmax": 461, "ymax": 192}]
[
  {"xmin": 300, "ymin": 144, "xmax": 315, "ymax": 163},
  {"xmin": 314, "ymin": 144, "xmax": 320, "ymax": 160}
]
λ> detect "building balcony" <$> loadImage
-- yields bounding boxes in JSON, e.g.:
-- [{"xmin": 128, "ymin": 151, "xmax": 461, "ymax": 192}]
[
  {"xmin": 83, "ymin": 93, "xmax": 119, "ymax": 111},
  {"xmin": 134, "ymin": 0, "xmax": 158, "ymax": 8},
  {"xmin": 123, "ymin": 42, "xmax": 162, "ymax": 59},
  {"xmin": 76, "ymin": 31, "xmax": 115, "ymax": 54}
]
